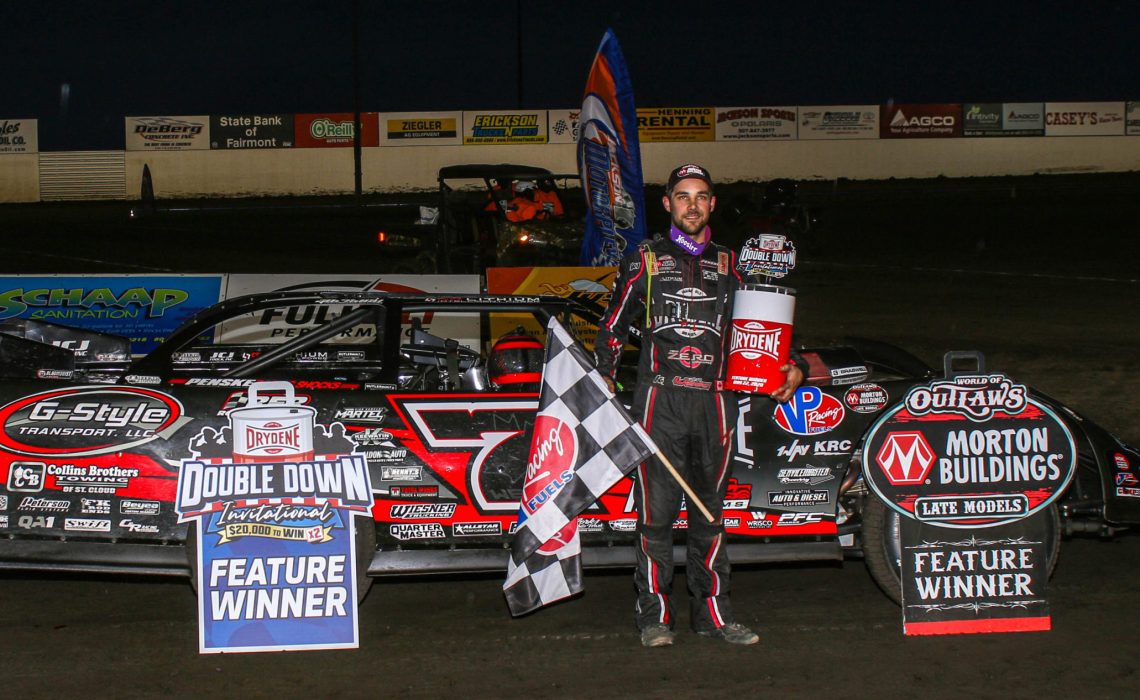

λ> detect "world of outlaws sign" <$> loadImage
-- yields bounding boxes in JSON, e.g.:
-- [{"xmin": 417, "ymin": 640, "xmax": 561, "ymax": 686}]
[{"xmin": 862, "ymin": 373, "xmax": 1077, "ymax": 635}]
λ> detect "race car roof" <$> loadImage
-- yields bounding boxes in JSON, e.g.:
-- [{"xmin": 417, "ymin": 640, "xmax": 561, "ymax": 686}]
[{"xmin": 437, "ymin": 164, "xmax": 577, "ymax": 182}]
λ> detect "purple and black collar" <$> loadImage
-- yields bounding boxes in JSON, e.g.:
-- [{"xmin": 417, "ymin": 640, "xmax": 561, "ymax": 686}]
[{"xmin": 669, "ymin": 224, "xmax": 711, "ymax": 256}]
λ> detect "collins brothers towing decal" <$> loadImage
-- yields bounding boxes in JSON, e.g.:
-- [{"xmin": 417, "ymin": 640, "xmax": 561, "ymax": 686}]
[
  {"xmin": 175, "ymin": 381, "xmax": 373, "ymax": 654},
  {"xmin": 0, "ymin": 386, "xmax": 189, "ymax": 457},
  {"xmin": 862, "ymin": 374, "xmax": 1077, "ymax": 529}
]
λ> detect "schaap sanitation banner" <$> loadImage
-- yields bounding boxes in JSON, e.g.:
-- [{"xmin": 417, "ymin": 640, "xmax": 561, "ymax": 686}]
[
  {"xmin": 862, "ymin": 373, "xmax": 1077, "ymax": 635},
  {"xmin": 0, "ymin": 275, "xmax": 224, "ymax": 354}
]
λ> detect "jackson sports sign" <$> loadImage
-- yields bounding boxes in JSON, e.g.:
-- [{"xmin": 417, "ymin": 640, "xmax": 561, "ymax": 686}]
[{"xmin": 862, "ymin": 374, "xmax": 1077, "ymax": 528}]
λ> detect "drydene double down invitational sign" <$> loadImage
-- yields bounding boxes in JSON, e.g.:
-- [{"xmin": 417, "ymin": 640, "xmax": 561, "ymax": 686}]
[{"xmin": 862, "ymin": 373, "xmax": 1077, "ymax": 635}]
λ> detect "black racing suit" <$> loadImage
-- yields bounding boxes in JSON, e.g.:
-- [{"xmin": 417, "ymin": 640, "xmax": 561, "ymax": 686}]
[{"xmin": 595, "ymin": 232, "xmax": 743, "ymax": 633}]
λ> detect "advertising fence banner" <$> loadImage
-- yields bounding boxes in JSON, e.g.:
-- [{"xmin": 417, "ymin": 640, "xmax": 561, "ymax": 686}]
[
  {"xmin": 0, "ymin": 275, "xmax": 224, "ymax": 354},
  {"xmin": 715, "ymin": 106, "xmax": 798, "ymax": 140},
  {"xmin": 1128, "ymin": 102, "xmax": 1140, "ymax": 135},
  {"xmin": 636, "ymin": 107, "xmax": 715, "ymax": 142},
  {"xmin": 380, "ymin": 111, "xmax": 461, "ymax": 146},
  {"xmin": 1121, "ymin": 102, "xmax": 1140, "ymax": 135},
  {"xmin": 0, "ymin": 119, "xmax": 37, "ymax": 154},
  {"xmin": 962, "ymin": 103, "xmax": 1044, "ymax": 137},
  {"xmin": 462, "ymin": 110, "xmax": 548, "ymax": 144},
  {"xmin": 547, "ymin": 109, "xmax": 581, "ymax": 144},
  {"xmin": 210, "ymin": 114, "xmax": 294, "ymax": 149},
  {"xmin": 881, "ymin": 104, "xmax": 962, "ymax": 139},
  {"xmin": 862, "ymin": 372, "xmax": 1077, "ymax": 635},
  {"xmin": 798, "ymin": 106, "xmax": 879, "ymax": 140},
  {"xmin": 125, "ymin": 116, "xmax": 210, "ymax": 151},
  {"xmin": 294, "ymin": 113, "xmax": 380, "ymax": 148},
  {"xmin": 1045, "ymin": 102, "xmax": 1126, "ymax": 136}
]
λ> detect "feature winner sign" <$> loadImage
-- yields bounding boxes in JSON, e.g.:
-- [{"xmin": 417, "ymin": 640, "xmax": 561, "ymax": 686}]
[
  {"xmin": 175, "ymin": 382, "xmax": 373, "ymax": 653},
  {"xmin": 862, "ymin": 372, "xmax": 1076, "ymax": 635}
]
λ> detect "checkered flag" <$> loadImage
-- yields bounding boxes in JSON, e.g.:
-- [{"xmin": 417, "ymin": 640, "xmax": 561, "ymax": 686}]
[{"xmin": 503, "ymin": 316, "xmax": 657, "ymax": 616}]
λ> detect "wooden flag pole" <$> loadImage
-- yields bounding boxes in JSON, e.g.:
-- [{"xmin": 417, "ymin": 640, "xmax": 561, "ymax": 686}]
[{"xmin": 652, "ymin": 449, "xmax": 716, "ymax": 523}]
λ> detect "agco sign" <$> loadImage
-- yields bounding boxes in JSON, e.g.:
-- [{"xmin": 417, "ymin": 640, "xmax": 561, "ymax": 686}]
[{"xmin": 0, "ymin": 387, "xmax": 187, "ymax": 456}]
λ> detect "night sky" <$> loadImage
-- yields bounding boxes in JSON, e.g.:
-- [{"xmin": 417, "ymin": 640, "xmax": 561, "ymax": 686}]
[{"xmin": 10, "ymin": 1, "xmax": 1140, "ymax": 150}]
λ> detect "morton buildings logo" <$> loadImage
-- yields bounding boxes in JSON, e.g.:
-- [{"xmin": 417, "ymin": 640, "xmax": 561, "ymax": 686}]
[{"xmin": 876, "ymin": 432, "xmax": 936, "ymax": 485}]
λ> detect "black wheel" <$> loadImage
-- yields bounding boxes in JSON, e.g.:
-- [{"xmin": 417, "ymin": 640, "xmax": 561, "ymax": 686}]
[
  {"xmin": 186, "ymin": 515, "xmax": 376, "ymax": 603},
  {"xmin": 862, "ymin": 496, "xmax": 1061, "ymax": 606}
]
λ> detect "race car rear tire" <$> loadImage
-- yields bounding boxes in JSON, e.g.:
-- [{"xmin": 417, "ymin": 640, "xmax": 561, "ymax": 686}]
[
  {"xmin": 186, "ymin": 516, "xmax": 376, "ymax": 604},
  {"xmin": 862, "ymin": 496, "xmax": 1061, "ymax": 606}
]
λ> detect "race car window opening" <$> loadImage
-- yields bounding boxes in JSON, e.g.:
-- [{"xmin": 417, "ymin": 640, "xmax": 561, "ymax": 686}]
[{"xmin": 221, "ymin": 306, "xmax": 382, "ymax": 379}]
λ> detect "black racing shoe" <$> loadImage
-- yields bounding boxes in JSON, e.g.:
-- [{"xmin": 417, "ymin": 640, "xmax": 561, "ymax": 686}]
[
  {"xmin": 639, "ymin": 624, "xmax": 675, "ymax": 648},
  {"xmin": 697, "ymin": 622, "xmax": 759, "ymax": 645}
]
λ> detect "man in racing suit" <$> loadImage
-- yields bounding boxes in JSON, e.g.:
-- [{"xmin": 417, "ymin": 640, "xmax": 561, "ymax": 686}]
[{"xmin": 595, "ymin": 164, "xmax": 804, "ymax": 648}]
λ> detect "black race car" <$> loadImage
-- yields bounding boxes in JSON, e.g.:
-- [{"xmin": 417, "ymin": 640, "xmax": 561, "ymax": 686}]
[
  {"xmin": 433, "ymin": 164, "xmax": 584, "ymax": 272},
  {"xmin": 0, "ymin": 291, "xmax": 1136, "ymax": 604}
]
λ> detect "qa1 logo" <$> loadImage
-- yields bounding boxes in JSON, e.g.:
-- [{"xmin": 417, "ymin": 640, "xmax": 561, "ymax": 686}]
[{"xmin": 773, "ymin": 387, "xmax": 845, "ymax": 436}]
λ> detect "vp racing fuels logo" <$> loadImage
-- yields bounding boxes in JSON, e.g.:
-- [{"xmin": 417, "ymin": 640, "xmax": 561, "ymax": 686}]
[
  {"xmin": 773, "ymin": 387, "xmax": 845, "ymax": 435},
  {"xmin": 521, "ymin": 414, "xmax": 578, "ymax": 554},
  {"xmin": 0, "ymin": 387, "xmax": 188, "ymax": 457}
]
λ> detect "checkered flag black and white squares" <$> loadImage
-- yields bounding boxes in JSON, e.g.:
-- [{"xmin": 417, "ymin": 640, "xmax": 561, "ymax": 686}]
[{"xmin": 503, "ymin": 316, "xmax": 657, "ymax": 616}]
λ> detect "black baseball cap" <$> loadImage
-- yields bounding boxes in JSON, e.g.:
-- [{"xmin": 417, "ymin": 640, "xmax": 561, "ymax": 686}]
[{"xmin": 666, "ymin": 163, "xmax": 714, "ymax": 193}]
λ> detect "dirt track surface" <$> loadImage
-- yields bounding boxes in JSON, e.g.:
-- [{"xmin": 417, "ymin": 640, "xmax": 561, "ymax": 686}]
[
  {"xmin": 3, "ymin": 537, "xmax": 1138, "ymax": 699},
  {"xmin": 1, "ymin": 179, "xmax": 1138, "ymax": 698}
]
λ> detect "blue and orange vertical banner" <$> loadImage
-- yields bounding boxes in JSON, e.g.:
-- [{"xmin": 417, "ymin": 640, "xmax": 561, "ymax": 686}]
[{"xmin": 577, "ymin": 29, "xmax": 647, "ymax": 266}]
